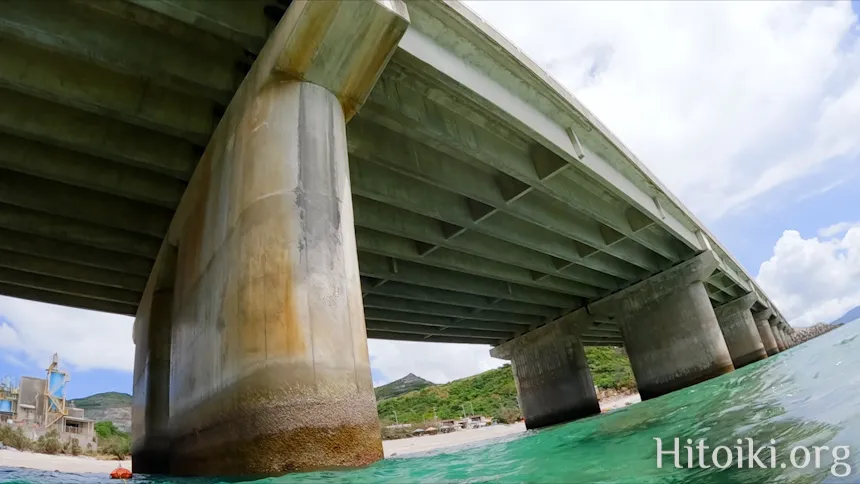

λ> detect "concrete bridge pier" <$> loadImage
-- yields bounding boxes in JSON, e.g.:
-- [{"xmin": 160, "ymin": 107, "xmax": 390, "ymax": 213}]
[
  {"xmin": 753, "ymin": 309, "xmax": 779, "ymax": 356},
  {"xmin": 131, "ymin": 0, "xmax": 409, "ymax": 476},
  {"xmin": 491, "ymin": 310, "xmax": 600, "ymax": 429},
  {"xmin": 774, "ymin": 325, "xmax": 785, "ymax": 350},
  {"xmin": 779, "ymin": 323, "xmax": 791, "ymax": 349},
  {"xmin": 589, "ymin": 251, "xmax": 734, "ymax": 400},
  {"xmin": 131, "ymin": 248, "xmax": 175, "ymax": 475},
  {"xmin": 770, "ymin": 318, "xmax": 787, "ymax": 352},
  {"xmin": 713, "ymin": 293, "xmax": 767, "ymax": 369}
]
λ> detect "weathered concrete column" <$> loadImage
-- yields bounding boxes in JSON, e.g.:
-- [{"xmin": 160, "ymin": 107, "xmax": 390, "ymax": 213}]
[
  {"xmin": 132, "ymin": 1, "xmax": 409, "ymax": 476},
  {"xmin": 713, "ymin": 293, "xmax": 767, "ymax": 369},
  {"xmin": 491, "ymin": 309, "xmax": 600, "ymax": 429},
  {"xmin": 131, "ymin": 289, "xmax": 173, "ymax": 474},
  {"xmin": 132, "ymin": 248, "xmax": 175, "ymax": 475},
  {"xmin": 753, "ymin": 309, "xmax": 778, "ymax": 356},
  {"xmin": 779, "ymin": 325, "xmax": 788, "ymax": 350},
  {"xmin": 589, "ymin": 251, "xmax": 734, "ymax": 400},
  {"xmin": 770, "ymin": 318, "xmax": 786, "ymax": 352}
]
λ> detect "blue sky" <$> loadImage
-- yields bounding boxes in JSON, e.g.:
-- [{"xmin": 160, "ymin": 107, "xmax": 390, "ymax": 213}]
[
  {"xmin": 712, "ymin": 155, "xmax": 860, "ymax": 272},
  {"xmin": 3, "ymin": 1, "xmax": 860, "ymax": 394}
]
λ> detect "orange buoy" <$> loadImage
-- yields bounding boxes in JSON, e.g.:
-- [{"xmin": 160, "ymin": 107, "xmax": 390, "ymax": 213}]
[{"xmin": 110, "ymin": 467, "xmax": 133, "ymax": 479}]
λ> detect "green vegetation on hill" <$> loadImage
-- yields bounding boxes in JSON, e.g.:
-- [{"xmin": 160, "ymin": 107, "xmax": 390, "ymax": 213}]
[
  {"xmin": 377, "ymin": 346, "xmax": 634, "ymax": 424},
  {"xmin": 586, "ymin": 346, "xmax": 636, "ymax": 390},
  {"xmin": 71, "ymin": 392, "xmax": 132, "ymax": 432},
  {"xmin": 378, "ymin": 364, "xmax": 517, "ymax": 424},
  {"xmin": 71, "ymin": 391, "xmax": 131, "ymax": 410},
  {"xmin": 95, "ymin": 421, "xmax": 130, "ymax": 460}
]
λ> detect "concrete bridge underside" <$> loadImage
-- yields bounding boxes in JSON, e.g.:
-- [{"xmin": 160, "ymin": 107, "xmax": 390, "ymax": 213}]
[{"xmin": 0, "ymin": 0, "xmax": 797, "ymax": 476}]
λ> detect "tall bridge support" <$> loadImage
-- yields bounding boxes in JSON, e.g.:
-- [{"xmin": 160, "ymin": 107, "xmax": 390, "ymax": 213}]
[
  {"xmin": 493, "ymin": 251, "xmax": 737, "ymax": 428},
  {"xmin": 781, "ymin": 326, "xmax": 792, "ymax": 349},
  {"xmin": 770, "ymin": 318, "xmax": 787, "ymax": 352},
  {"xmin": 783, "ymin": 326, "xmax": 794, "ymax": 348},
  {"xmin": 753, "ymin": 309, "xmax": 778, "ymax": 356},
  {"xmin": 491, "ymin": 310, "xmax": 600, "ymax": 429},
  {"xmin": 132, "ymin": 0, "xmax": 409, "ymax": 476},
  {"xmin": 590, "ymin": 251, "xmax": 734, "ymax": 400},
  {"xmin": 713, "ymin": 293, "xmax": 767, "ymax": 369},
  {"xmin": 131, "ymin": 247, "xmax": 175, "ymax": 475}
]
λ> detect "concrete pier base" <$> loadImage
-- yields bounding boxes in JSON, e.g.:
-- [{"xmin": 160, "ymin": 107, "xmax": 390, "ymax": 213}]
[
  {"xmin": 492, "ymin": 310, "xmax": 599, "ymax": 429},
  {"xmin": 131, "ymin": 287, "xmax": 173, "ymax": 475},
  {"xmin": 130, "ymin": 1, "xmax": 409, "ymax": 475},
  {"xmin": 770, "ymin": 318, "xmax": 787, "ymax": 352},
  {"xmin": 713, "ymin": 293, "xmax": 767, "ymax": 369},
  {"xmin": 780, "ymin": 327, "xmax": 791, "ymax": 349},
  {"xmin": 165, "ymin": 80, "xmax": 382, "ymax": 476},
  {"xmin": 589, "ymin": 251, "xmax": 734, "ymax": 400},
  {"xmin": 754, "ymin": 309, "xmax": 778, "ymax": 356}
]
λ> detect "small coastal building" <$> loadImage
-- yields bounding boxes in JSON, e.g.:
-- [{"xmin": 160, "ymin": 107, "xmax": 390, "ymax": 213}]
[
  {"xmin": 460, "ymin": 416, "xmax": 492, "ymax": 429},
  {"xmin": 0, "ymin": 354, "xmax": 97, "ymax": 449},
  {"xmin": 439, "ymin": 419, "xmax": 462, "ymax": 432}
]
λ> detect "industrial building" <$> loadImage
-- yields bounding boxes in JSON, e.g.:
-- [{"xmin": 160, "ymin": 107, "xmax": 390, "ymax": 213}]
[{"xmin": 0, "ymin": 354, "xmax": 97, "ymax": 449}]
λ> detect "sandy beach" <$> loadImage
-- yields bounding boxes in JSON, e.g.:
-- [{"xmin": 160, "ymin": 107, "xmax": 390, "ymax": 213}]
[
  {"xmin": 385, "ymin": 392, "xmax": 640, "ymax": 457},
  {"xmin": 383, "ymin": 421, "xmax": 524, "ymax": 457},
  {"xmin": 0, "ymin": 448, "xmax": 130, "ymax": 474},
  {"xmin": 0, "ymin": 393, "xmax": 640, "ymax": 473}
]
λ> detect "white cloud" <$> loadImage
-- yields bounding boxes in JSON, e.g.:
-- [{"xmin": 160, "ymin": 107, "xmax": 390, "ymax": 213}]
[
  {"xmin": 368, "ymin": 339, "xmax": 505, "ymax": 385},
  {"xmin": 0, "ymin": 296, "xmax": 134, "ymax": 372},
  {"xmin": 818, "ymin": 221, "xmax": 860, "ymax": 238},
  {"xmin": 757, "ymin": 226, "xmax": 860, "ymax": 326},
  {"xmin": 3, "ymin": 353, "xmax": 27, "ymax": 369},
  {"xmin": 464, "ymin": 0, "xmax": 860, "ymax": 220}
]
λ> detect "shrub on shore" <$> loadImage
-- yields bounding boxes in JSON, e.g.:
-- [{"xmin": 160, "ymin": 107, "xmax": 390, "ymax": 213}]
[
  {"xmin": 494, "ymin": 406, "xmax": 522, "ymax": 424},
  {"xmin": 0, "ymin": 425, "xmax": 32, "ymax": 451},
  {"xmin": 34, "ymin": 430, "xmax": 63, "ymax": 455},
  {"xmin": 95, "ymin": 421, "xmax": 131, "ymax": 460},
  {"xmin": 2, "ymin": 421, "xmax": 128, "ymax": 459},
  {"xmin": 67, "ymin": 438, "xmax": 82, "ymax": 456},
  {"xmin": 379, "ymin": 421, "xmax": 415, "ymax": 441}
]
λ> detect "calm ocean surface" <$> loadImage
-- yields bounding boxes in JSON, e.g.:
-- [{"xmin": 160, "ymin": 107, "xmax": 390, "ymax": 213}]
[{"xmin": 3, "ymin": 323, "xmax": 859, "ymax": 484}]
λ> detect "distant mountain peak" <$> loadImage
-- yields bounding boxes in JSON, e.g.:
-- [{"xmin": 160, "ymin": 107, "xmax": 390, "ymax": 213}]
[
  {"xmin": 374, "ymin": 373, "xmax": 434, "ymax": 401},
  {"xmin": 832, "ymin": 306, "xmax": 860, "ymax": 326}
]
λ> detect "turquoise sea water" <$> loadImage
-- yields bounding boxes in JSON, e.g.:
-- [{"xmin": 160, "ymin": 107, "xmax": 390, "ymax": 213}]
[{"xmin": 3, "ymin": 323, "xmax": 860, "ymax": 484}]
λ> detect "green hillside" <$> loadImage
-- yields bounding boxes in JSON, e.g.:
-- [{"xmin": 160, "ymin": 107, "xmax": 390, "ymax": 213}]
[
  {"xmin": 378, "ymin": 364, "xmax": 517, "ymax": 424},
  {"xmin": 377, "ymin": 346, "xmax": 634, "ymax": 424},
  {"xmin": 70, "ymin": 392, "xmax": 132, "ymax": 432},
  {"xmin": 71, "ymin": 392, "xmax": 131, "ymax": 410}
]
